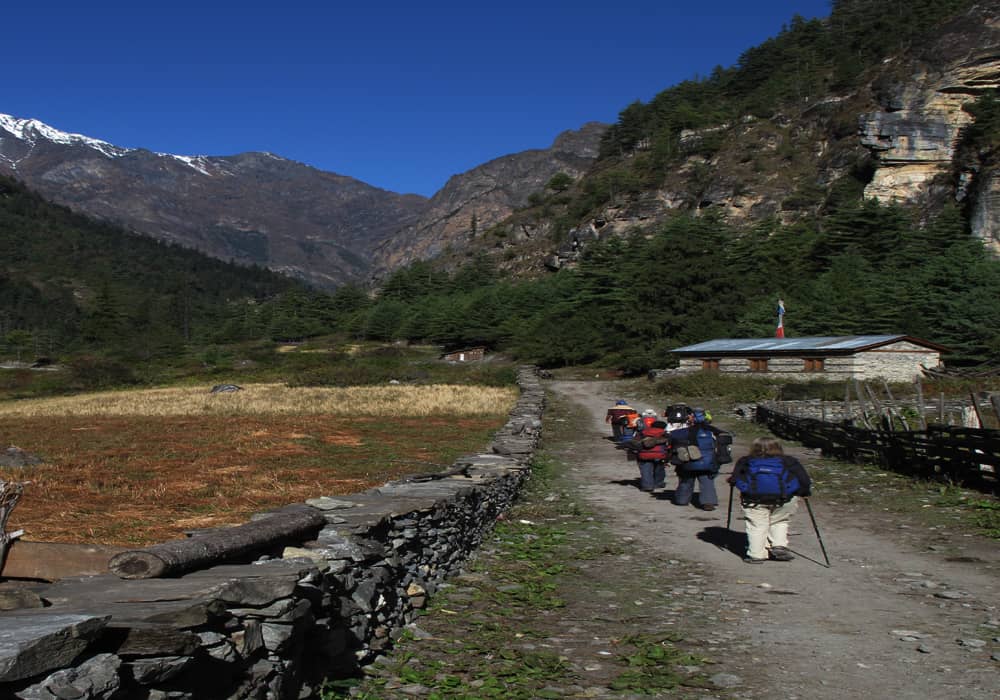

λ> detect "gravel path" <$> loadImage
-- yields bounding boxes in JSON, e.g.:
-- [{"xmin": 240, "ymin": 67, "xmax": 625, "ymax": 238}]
[{"xmin": 549, "ymin": 380, "xmax": 1000, "ymax": 699}]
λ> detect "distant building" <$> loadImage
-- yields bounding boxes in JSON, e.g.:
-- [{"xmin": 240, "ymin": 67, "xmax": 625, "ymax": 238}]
[
  {"xmin": 670, "ymin": 335, "xmax": 948, "ymax": 382},
  {"xmin": 441, "ymin": 346, "xmax": 486, "ymax": 363}
]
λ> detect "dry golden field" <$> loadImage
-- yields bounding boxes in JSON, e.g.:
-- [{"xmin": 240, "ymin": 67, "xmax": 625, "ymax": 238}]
[{"xmin": 0, "ymin": 384, "xmax": 516, "ymax": 546}]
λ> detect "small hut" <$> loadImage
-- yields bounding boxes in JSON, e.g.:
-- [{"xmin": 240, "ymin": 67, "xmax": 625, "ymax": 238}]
[
  {"xmin": 441, "ymin": 346, "xmax": 486, "ymax": 363},
  {"xmin": 671, "ymin": 335, "xmax": 948, "ymax": 382}
]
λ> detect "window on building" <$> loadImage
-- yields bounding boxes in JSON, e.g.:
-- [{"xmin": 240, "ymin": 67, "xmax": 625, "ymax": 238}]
[
  {"xmin": 748, "ymin": 358, "xmax": 768, "ymax": 372},
  {"xmin": 804, "ymin": 358, "xmax": 825, "ymax": 372},
  {"xmin": 702, "ymin": 359, "xmax": 720, "ymax": 371}
]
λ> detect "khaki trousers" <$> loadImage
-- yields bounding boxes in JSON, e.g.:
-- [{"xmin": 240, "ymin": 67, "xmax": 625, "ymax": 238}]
[{"xmin": 742, "ymin": 497, "xmax": 799, "ymax": 559}]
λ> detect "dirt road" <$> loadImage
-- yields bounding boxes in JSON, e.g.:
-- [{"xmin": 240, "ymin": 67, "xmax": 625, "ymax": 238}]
[{"xmin": 549, "ymin": 380, "xmax": 999, "ymax": 699}]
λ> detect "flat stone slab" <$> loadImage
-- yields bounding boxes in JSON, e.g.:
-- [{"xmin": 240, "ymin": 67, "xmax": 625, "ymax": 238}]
[
  {"xmin": 0, "ymin": 613, "xmax": 109, "ymax": 683},
  {"xmin": 8, "ymin": 559, "xmax": 317, "ymax": 626}
]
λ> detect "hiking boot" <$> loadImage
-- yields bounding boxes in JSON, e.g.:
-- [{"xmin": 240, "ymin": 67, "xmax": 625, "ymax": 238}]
[
  {"xmin": 743, "ymin": 556, "xmax": 767, "ymax": 564},
  {"xmin": 768, "ymin": 547, "xmax": 795, "ymax": 561}
]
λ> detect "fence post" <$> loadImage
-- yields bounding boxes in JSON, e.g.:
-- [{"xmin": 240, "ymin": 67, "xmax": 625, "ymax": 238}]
[
  {"xmin": 914, "ymin": 379, "xmax": 928, "ymax": 431},
  {"xmin": 844, "ymin": 382, "xmax": 852, "ymax": 425}
]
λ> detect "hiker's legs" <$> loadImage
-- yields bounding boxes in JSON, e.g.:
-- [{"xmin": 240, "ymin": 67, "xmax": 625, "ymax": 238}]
[
  {"xmin": 674, "ymin": 473, "xmax": 695, "ymax": 505},
  {"xmin": 653, "ymin": 461, "xmax": 666, "ymax": 489},
  {"xmin": 766, "ymin": 498, "xmax": 799, "ymax": 549},
  {"xmin": 638, "ymin": 460, "xmax": 656, "ymax": 491},
  {"xmin": 742, "ymin": 504, "xmax": 772, "ymax": 560},
  {"xmin": 696, "ymin": 473, "xmax": 718, "ymax": 506}
]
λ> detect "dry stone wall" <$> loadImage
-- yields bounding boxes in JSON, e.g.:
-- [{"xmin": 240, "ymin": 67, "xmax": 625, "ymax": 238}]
[{"xmin": 0, "ymin": 367, "xmax": 544, "ymax": 700}]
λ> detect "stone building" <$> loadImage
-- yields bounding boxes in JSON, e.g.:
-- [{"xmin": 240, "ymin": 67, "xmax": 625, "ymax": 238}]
[
  {"xmin": 441, "ymin": 346, "xmax": 486, "ymax": 362},
  {"xmin": 670, "ymin": 335, "xmax": 948, "ymax": 382}
]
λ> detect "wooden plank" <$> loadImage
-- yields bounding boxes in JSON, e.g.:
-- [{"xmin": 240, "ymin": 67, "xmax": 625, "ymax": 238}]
[{"xmin": 1, "ymin": 540, "xmax": 126, "ymax": 581}]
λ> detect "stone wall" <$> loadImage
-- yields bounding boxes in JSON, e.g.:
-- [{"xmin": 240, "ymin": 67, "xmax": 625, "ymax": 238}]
[{"xmin": 0, "ymin": 367, "xmax": 544, "ymax": 700}]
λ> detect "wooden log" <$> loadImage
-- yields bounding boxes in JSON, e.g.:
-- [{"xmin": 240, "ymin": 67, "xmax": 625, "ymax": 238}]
[
  {"xmin": 882, "ymin": 379, "xmax": 909, "ymax": 431},
  {"xmin": 1, "ymin": 540, "xmax": 126, "ymax": 581},
  {"xmin": 853, "ymin": 379, "xmax": 874, "ymax": 430},
  {"xmin": 969, "ymin": 392, "xmax": 985, "ymax": 429},
  {"xmin": 108, "ymin": 504, "xmax": 326, "ymax": 580}
]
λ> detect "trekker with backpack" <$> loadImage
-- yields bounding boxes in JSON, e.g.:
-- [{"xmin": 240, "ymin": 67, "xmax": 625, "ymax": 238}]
[
  {"xmin": 663, "ymin": 403, "xmax": 692, "ymax": 432},
  {"xmin": 606, "ymin": 399, "xmax": 636, "ymax": 439},
  {"xmin": 669, "ymin": 407, "xmax": 724, "ymax": 511},
  {"xmin": 728, "ymin": 437, "xmax": 812, "ymax": 564},
  {"xmin": 632, "ymin": 419, "xmax": 671, "ymax": 492}
]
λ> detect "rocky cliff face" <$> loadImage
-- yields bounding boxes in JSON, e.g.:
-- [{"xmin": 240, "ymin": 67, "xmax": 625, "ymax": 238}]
[
  {"xmin": 529, "ymin": 4, "xmax": 1000, "ymax": 261},
  {"xmin": 0, "ymin": 115, "xmax": 429, "ymax": 288},
  {"xmin": 367, "ymin": 123, "xmax": 606, "ymax": 281},
  {"xmin": 858, "ymin": 4, "xmax": 1000, "ymax": 253}
]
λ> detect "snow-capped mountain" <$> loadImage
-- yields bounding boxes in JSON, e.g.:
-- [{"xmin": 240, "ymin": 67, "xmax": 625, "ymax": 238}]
[
  {"xmin": 0, "ymin": 112, "xmax": 429, "ymax": 288},
  {"xmin": 0, "ymin": 113, "xmax": 605, "ymax": 288}
]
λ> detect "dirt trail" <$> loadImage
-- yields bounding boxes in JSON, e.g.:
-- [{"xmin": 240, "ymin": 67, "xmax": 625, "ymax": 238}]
[{"xmin": 549, "ymin": 380, "xmax": 999, "ymax": 699}]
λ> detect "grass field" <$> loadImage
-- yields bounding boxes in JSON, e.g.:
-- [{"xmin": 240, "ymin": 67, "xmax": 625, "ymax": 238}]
[{"xmin": 0, "ymin": 383, "xmax": 517, "ymax": 546}]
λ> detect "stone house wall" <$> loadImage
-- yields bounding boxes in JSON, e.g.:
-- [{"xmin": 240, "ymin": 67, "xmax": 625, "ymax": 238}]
[
  {"xmin": 0, "ymin": 367, "xmax": 544, "ymax": 700},
  {"xmin": 674, "ymin": 340, "xmax": 940, "ymax": 382}
]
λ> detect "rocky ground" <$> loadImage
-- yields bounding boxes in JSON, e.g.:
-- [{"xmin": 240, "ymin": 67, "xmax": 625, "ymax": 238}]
[{"xmin": 344, "ymin": 380, "xmax": 999, "ymax": 699}]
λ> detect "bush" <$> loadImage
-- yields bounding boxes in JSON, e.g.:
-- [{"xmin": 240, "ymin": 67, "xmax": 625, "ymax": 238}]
[
  {"xmin": 651, "ymin": 372, "xmax": 779, "ymax": 403},
  {"xmin": 777, "ymin": 381, "xmax": 851, "ymax": 401},
  {"xmin": 66, "ymin": 356, "xmax": 139, "ymax": 390}
]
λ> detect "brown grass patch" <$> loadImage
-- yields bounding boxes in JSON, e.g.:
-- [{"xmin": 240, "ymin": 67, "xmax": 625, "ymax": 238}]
[
  {"xmin": 1, "ymin": 412, "xmax": 508, "ymax": 546},
  {"xmin": 0, "ymin": 383, "xmax": 517, "ymax": 418}
]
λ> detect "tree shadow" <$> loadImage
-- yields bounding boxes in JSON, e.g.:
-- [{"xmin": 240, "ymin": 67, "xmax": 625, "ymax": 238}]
[{"xmin": 698, "ymin": 525, "xmax": 746, "ymax": 556}]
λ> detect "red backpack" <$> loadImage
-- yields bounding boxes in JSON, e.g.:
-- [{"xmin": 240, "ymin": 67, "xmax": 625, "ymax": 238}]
[{"xmin": 636, "ymin": 425, "xmax": 670, "ymax": 461}]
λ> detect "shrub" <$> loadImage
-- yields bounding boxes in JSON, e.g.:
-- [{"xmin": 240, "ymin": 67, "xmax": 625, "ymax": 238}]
[
  {"xmin": 66, "ymin": 356, "xmax": 139, "ymax": 390},
  {"xmin": 651, "ymin": 371, "xmax": 779, "ymax": 403}
]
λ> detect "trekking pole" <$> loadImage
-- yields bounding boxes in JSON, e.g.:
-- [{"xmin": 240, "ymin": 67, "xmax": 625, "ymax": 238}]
[
  {"xmin": 803, "ymin": 497, "xmax": 831, "ymax": 567},
  {"xmin": 726, "ymin": 483, "xmax": 735, "ymax": 531}
]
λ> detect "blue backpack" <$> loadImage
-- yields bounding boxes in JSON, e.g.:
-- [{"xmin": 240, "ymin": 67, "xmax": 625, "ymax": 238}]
[
  {"xmin": 682, "ymin": 425, "xmax": 718, "ymax": 473},
  {"xmin": 734, "ymin": 457, "xmax": 801, "ymax": 503}
]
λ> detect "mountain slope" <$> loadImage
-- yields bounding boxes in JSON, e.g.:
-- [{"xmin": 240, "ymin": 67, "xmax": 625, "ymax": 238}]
[
  {"xmin": 0, "ymin": 115, "xmax": 429, "ymax": 288},
  {"xmin": 368, "ymin": 122, "xmax": 606, "ymax": 280},
  {"xmin": 0, "ymin": 174, "xmax": 300, "ymax": 356},
  {"xmin": 458, "ymin": 1, "xmax": 1000, "ymax": 274},
  {"xmin": 0, "ymin": 115, "xmax": 606, "ymax": 289}
]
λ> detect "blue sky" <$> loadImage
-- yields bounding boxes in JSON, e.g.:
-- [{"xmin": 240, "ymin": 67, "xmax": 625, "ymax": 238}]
[{"xmin": 3, "ymin": 1, "xmax": 831, "ymax": 197}]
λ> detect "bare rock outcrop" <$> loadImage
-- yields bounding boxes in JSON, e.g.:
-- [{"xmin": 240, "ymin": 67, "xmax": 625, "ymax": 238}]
[{"xmin": 858, "ymin": 4, "xmax": 1000, "ymax": 252}]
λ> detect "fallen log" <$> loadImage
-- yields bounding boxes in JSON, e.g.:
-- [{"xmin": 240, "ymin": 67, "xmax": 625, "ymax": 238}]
[{"xmin": 108, "ymin": 504, "xmax": 326, "ymax": 580}]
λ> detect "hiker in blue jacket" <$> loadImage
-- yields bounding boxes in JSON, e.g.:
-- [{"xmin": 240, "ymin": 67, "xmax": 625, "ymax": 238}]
[
  {"xmin": 728, "ymin": 437, "xmax": 812, "ymax": 564},
  {"xmin": 669, "ymin": 407, "xmax": 723, "ymax": 511}
]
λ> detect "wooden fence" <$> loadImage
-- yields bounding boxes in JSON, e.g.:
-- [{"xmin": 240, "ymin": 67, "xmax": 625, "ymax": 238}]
[{"xmin": 756, "ymin": 405, "xmax": 1000, "ymax": 493}]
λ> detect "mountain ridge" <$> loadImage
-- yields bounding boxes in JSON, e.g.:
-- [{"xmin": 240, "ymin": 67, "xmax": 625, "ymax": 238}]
[{"xmin": 0, "ymin": 113, "xmax": 605, "ymax": 288}]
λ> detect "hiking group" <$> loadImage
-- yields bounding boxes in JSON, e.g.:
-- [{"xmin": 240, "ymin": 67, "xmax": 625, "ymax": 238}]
[{"xmin": 606, "ymin": 399, "xmax": 813, "ymax": 564}]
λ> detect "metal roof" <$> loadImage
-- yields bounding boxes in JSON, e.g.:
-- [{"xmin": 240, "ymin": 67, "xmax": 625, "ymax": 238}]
[{"xmin": 671, "ymin": 335, "xmax": 948, "ymax": 355}]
